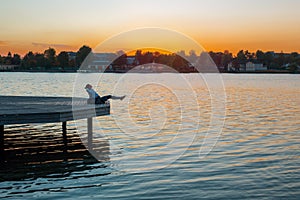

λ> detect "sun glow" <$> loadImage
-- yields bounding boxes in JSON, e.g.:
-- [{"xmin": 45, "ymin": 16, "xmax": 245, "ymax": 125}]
[{"xmin": 0, "ymin": 0, "xmax": 299, "ymax": 55}]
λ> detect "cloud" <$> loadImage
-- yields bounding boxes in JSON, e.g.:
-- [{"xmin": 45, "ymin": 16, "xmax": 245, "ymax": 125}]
[
  {"xmin": 32, "ymin": 42, "xmax": 72, "ymax": 49},
  {"xmin": 0, "ymin": 41, "xmax": 8, "ymax": 46}
]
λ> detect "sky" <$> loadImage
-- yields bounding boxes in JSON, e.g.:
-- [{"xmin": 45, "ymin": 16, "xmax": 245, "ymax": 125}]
[{"xmin": 0, "ymin": 0, "xmax": 299, "ymax": 56}]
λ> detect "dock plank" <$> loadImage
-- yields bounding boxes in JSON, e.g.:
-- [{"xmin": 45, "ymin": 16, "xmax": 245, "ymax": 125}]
[{"xmin": 0, "ymin": 96, "xmax": 110, "ymax": 125}]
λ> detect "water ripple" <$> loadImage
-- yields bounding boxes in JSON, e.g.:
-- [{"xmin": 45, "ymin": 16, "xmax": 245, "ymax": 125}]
[{"xmin": 0, "ymin": 73, "xmax": 299, "ymax": 199}]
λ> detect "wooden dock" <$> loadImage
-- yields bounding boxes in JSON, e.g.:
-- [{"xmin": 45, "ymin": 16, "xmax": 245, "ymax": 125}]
[{"xmin": 0, "ymin": 96, "xmax": 110, "ymax": 158}]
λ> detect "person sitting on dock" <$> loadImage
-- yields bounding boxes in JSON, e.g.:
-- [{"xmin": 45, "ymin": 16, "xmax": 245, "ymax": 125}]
[{"xmin": 85, "ymin": 84, "xmax": 125, "ymax": 104}]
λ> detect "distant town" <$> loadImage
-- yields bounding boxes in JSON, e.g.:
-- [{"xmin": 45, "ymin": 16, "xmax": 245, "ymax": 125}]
[{"xmin": 0, "ymin": 45, "xmax": 299, "ymax": 73}]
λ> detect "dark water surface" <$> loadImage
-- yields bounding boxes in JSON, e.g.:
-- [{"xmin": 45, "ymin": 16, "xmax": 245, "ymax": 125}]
[{"xmin": 0, "ymin": 73, "xmax": 299, "ymax": 199}]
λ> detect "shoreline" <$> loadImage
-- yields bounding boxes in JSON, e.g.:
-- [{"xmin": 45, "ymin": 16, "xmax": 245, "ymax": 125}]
[{"xmin": 0, "ymin": 70, "xmax": 298, "ymax": 74}]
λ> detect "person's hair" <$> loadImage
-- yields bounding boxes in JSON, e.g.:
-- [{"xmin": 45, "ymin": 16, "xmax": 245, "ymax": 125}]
[{"xmin": 85, "ymin": 84, "xmax": 92, "ymax": 89}]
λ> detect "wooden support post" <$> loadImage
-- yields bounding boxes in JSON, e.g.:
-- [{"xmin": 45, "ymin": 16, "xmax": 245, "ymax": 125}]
[
  {"xmin": 0, "ymin": 125, "xmax": 4, "ymax": 161},
  {"xmin": 87, "ymin": 118, "xmax": 93, "ymax": 151},
  {"xmin": 62, "ymin": 121, "xmax": 67, "ymax": 150}
]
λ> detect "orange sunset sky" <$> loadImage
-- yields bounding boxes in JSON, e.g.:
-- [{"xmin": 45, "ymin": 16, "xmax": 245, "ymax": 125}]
[{"xmin": 0, "ymin": 0, "xmax": 300, "ymax": 56}]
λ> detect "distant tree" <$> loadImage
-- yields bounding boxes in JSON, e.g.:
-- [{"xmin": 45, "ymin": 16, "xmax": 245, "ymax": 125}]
[
  {"xmin": 288, "ymin": 63, "xmax": 298, "ymax": 73},
  {"xmin": 113, "ymin": 53, "xmax": 127, "ymax": 66},
  {"xmin": 57, "ymin": 51, "xmax": 69, "ymax": 69},
  {"xmin": 177, "ymin": 50, "xmax": 186, "ymax": 58},
  {"xmin": 287, "ymin": 52, "xmax": 299, "ymax": 64},
  {"xmin": 197, "ymin": 52, "xmax": 215, "ymax": 72},
  {"xmin": 5, "ymin": 52, "xmax": 12, "ymax": 64},
  {"xmin": 69, "ymin": 59, "xmax": 76, "ymax": 68},
  {"xmin": 12, "ymin": 54, "xmax": 21, "ymax": 65},
  {"xmin": 76, "ymin": 45, "xmax": 92, "ymax": 67},
  {"xmin": 244, "ymin": 50, "xmax": 254, "ymax": 60},
  {"xmin": 237, "ymin": 50, "xmax": 247, "ymax": 65},
  {"xmin": 269, "ymin": 62, "xmax": 280, "ymax": 70},
  {"xmin": 209, "ymin": 51, "xmax": 222, "ymax": 66},
  {"xmin": 172, "ymin": 54, "xmax": 189, "ymax": 71},
  {"xmin": 232, "ymin": 59, "xmax": 240, "ymax": 71},
  {"xmin": 35, "ymin": 53, "xmax": 47, "ymax": 69},
  {"xmin": 188, "ymin": 50, "xmax": 198, "ymax": 64},
  {"xmin": 143, "ymin": 51, "xmax": 154, "ymax": 63},
  {"xmin": 256, "ymin": 50, "xmax": 265, "ymax": 63},
  {"xmin": 264, "ymin": 52, "xmax": 274, "ymax": 69},
  {"xmin": 275, "ymin": 52, "xmax": 285, "ymax": 68},
  {"xmin": 156, "ymin": 54, "xmax": 174, "ymax": 66},
  {"xmin": 22, "ymin": 51, "xmax": 36, "ymax": 69},
  {"xmin": 221, "ymin": 50, "xmax": 233, "ymax": 70},
  {"xmin": 44, "ymin": 47, "xmax": 56, "ymax": 68},
  {"xmin": 134, "ymin": 50, "xmax": 143, "ymax": 65},
  {"xmin": 153, "ymin": 51, "xmax": 161, "ymax": 63},
  {"xmin": 291, "ymin": 52, "xmax": 299, "ymax": 57},
  {"xmin": 296, "ymin": 54, "xmax": 300, "ymax": 66}
]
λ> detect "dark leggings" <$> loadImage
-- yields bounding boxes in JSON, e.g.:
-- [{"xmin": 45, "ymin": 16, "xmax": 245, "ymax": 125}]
[
  {"xmin": 97, "ymin": 95, "xmax": 112, "ymax": 104},
  {"xmin": 87, "ymin": 95, "xmax": 112, "ymax": 104}
]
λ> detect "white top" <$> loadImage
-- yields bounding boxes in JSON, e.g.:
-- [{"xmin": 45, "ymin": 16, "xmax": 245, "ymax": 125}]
[{"xmin": 86, "ymin": 88, "xmax": 100, "ymax": 98}]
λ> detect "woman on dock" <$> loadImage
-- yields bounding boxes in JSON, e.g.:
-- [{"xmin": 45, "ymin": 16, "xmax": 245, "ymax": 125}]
[{"xmin": 85, "ymin": 84, "xmax": 125, "ymax": 104}]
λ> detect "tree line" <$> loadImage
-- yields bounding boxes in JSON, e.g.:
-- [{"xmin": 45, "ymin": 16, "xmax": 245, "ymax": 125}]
[
  {"xmin": 112, "ymin": 50, "xmax": 195, "ymax": 72},
  {"xmin": 113, "ymin": 49, "xmax": 300, "ymax": 72},
  {"xmin": 1, "ymin": 46, "xmax": 299, "ymax": 72},
  {"xmin": 210, "ymin": 50, "xmax": 300, "ymax": 72},
  {"xmin": 0, "ymin": 45, "xmax": 92, "ymax": 71}
]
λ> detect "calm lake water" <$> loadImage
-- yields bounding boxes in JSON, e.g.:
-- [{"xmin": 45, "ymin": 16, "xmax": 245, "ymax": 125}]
[{"xmin": 0, "ymin": 72, "xmax": 299, "ymax": 199}]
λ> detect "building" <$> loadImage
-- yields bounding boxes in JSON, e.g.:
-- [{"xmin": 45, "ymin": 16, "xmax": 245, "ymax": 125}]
[
  {"xmin": 126, "ymin": 56, "xmax": 137, "ymax": 66},
  {"xmin": 227, "ymin": 61, "xmax": 267, "ymax": 72},
  {"xmin": 245, "ymin": 62, "xmax": 256, "ymax": 72},
  {"xmin": 0, "ymin": 65, "xmax": 18, "ymax": 71},
  {"xmin": 228, "ymin": 62, "xmax": 237, "ymax": 72},
  {"xmin": 245, "ymin": 61, "xmax": 267, "ymax": 71},
  {"xmin": 77, "ymin": 53, "xmax": 116, "ymax": 72},
  {"xmin": 255, "ymin": 64, "xmax": 267, "ymax": 71}
]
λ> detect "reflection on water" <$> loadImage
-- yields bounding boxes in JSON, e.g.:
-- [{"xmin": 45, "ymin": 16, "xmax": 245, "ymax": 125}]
[
  {"xmin": 0, "ymin": 123, "xmax": 110, "ymax": 181},
  {"xmin": 0, "ymin": 73, "xmax": 299, "ymax": 199}
]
